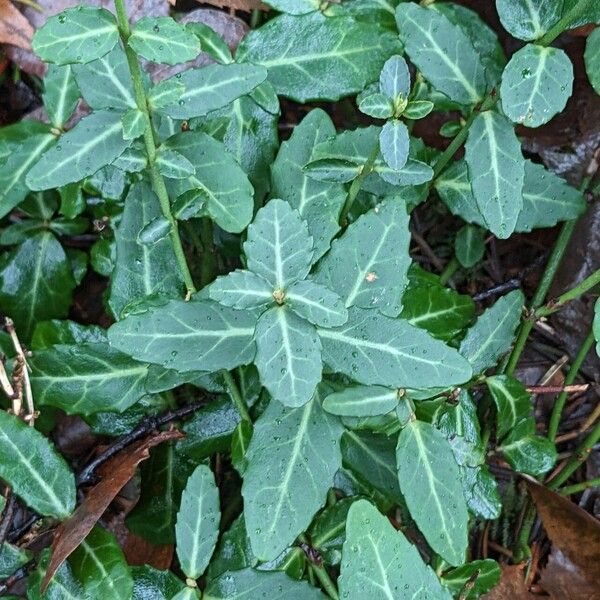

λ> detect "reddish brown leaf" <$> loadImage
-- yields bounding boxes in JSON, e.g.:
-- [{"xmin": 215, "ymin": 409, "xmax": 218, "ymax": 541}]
[
  {"xmin": 41, "ymin": 429, "xmax": 183, "ymax": 592},
  {"xmin": 123, "ymin": 531, "xmax": 174, "ymax": 570},
  {"xmin": 482, "ymin": 565, "xmax": 537, "ymax": 599},
  {"xmin": 528, "ymin": 481, "xmax": 600, "ymax": 599},
  {"xmin": 0, "ymin": 0, "xmax": 33, "ymax": 49}
]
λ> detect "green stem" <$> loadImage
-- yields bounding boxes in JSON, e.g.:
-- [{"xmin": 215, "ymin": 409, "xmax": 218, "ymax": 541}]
[
  {"xmin": 439, "ymin": 257, "xmax": 460, "ymax": 285},
  {"xmin": 558, "ymin": 476, "xmax": 600, "ymax": 495},
  {"xmin": 514, "ymin": 503, "xmax": 535, "ymax": 560},
  {"xmin": 114, "ymin": 0, "xmax": 196, "ymax": 297},
  {"xmin": 200, "ymin": 217, "xmax": 216, "ymax": 287},
  {"xmin": 310, "ymin": 565, "xmax": 339, "ymax": 600},
  {"xmin": 536, "ymin": 267, "xmax": 600, "ymax": 317},
  {"xmin": 547, "ymin": 330, "xmax": 594, "ymax": 442},
  {"xmin": 222, "ymin": 370, "xmax": 251, "ymax": 423},
  {"xmin": 339, "ymin": 142, "xmax": 380, "ymax": 225},
  {"xmin": 537, "ymin": 0, "xmax": 597, "ymax": 46}
]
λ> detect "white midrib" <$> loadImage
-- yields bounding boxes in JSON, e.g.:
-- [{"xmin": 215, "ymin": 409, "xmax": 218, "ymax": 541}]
[
  {"xmin": 41, "ymin": 24, "xmax": 116, "ymax": 48},
  {"xmin": 53, "ymin": 66, "xmax": 72, "ymax": 126},
  {"xmin": 37, "ymin": 365, "xmax": 148, "ymax": 384},
  {"xmin": 98, "ymin": 56, "xmax": 136, "ymax": 108}
]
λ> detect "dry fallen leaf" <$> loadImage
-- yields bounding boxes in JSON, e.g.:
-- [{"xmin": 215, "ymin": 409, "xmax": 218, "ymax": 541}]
[
  {"xmin": 482, "ymin": 564, "xmax": 537, "ymax": 599},
  {"xmin": 123, "ymin": 530, "xmax": 174, "ymax": 570},
  {"xmin": 528, "ymin": 481, "xmax": 600, "ymax": 600},
  {"xmin": 41, "ymin": 429, "xmax": 183, "ymax": 592},
  {"xmin": 0, "ymin": 0, "xmax": 33, "ymax": 49},
  {"xmin": 197, "ymin": 0, "xmax": 268, "ymax": 11}
]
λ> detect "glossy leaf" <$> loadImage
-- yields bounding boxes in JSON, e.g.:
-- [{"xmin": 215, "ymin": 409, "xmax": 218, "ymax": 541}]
[
  {"xmin": 29, "ymin": 343, "xmax": 149, "ymax": 415},
  {"xmin": 309, "ymin": 496, "xmax": 355, "ymax": 566},
  {"xmin": 358, "ymin": 93, "xmax": 394, "ymax": 119},
  {"xmin": 43, "ymin": 64, "xmax": 79, "ymax": 128},
  {"xmin": 27, "ymin": 110, "xmax": 133, "ymax": 191},
  {"xmin": 129, "ymin": 17, "xmax": 200, "ymax": 65},
  {"xmin": 155, "ymin": 148, "xmax": 195, "ymax": 179},
  {"xmin": 271, "ymin": 109, "xmax": 345, "ymax": 260},
  {"xmin": 0, "ymin": 409, "xmax": 75, "ymax": 518},
  {"xmin": 242, "ymin": 388, "xmax": 343, "ymax": 561},
  {"xmin": 32, "ymin": 7, "xmax": 119, "ymax": 65},
  {"xmin": 0, "ymin": 232, "xmax": 75, "ymax": 341},
  {"xmin": 486, "ymin": 375, "xmax": 532, "ymax": 440},
  {"xmin": 496, "ymin": 0, "xmax": 563, "ymax": 41},
  {"xmin": 396, "ymin": 3, "xmax": 486, "ymax": 105},
  {"xmin": 108, "ymin": 299, "xmax": 256, "ymax": 373},
  {"xmin": 131, "ymin": 565, "xmax": 186, "ymax": 600},
  {"xmin": 267, "ymin": 0, "xmax": 319, "ymax": 15},
  {"xmin": 185, "ymin": 22, "xmax": 233, "ymax": 64},
  {"xmin": 379, "ymin": 54, "xmax": 411, "ymax": 101},
  {"xmin": 176, "ymin": 465, "xmax": 220, "ymax": 579},
  {"xmin": 148, "ymin": 80, "xmax": 185, "ymax": 111},
  {"xmin": 316, "ymin": 198, "xmax": 410, "ymax": 317},
  {"xmin": 403, "ymin": 100, "xmax": 434, "ymax": 119},
  {"xmin": 465, "ymin": 111, "xmax": 525, "ymax": 238},
  {"xmin": 339, "ymin": 499, "xmax": 452, "ymax": 599},
  {"xmin": 500, "ymin": 421, "xmax": 557, "ymax": 476},
  {"xmin": 285, "ymin": 280, "xmax": 348, "ymax": 327},
  {"xmin": 209, "ymin": 270, "xmax": 274, "ymax": 310},
  {"xmin": 319, "ymin": 307, "xmax": 473, "ymax": 389},
  {"xmin": 244, "ymin": 199, "xmax": 313, "ymax": 290},
  {"xmin": 31, "ymin": 319, "xmax": 106, "ymax": 349},
  {"xmin": 121, "ymin": 109, "xmax": 146, "ymax": 141},
  {"xmin": 380, "ymin": 120, "xmax": 409, "ymax": 170},
  {"xmin": 397, "ymin": 420, "xmax": 468, "ymax": 566},
  {"xmin": 323, "ymin": 385, "xmax": 399, "ymax": 417},
  {"xmin": 585, "ymin": 27, "xmax": 600, "ymax": 95},
  {"xmin": 28, "ymin": 548, "xmax": 85, "ymax": 600},
  {"xmin": 254, "ymin": 306, "xmax": 322, "ymax": 408},
  {"xmin": 459, "ymin": 290, "xmax": 524, "ymax": 373},
  {"xmin": 455, "ymin": 224, "xmax": 485, "ymax": 268},
  {"xmin": 109, "ymin": 182, "xmax": 183, "ymax": 318},
  {"xmin": 237, "ymin": 12, "xmax": 399, "ymax": 102},
  {"xmin": 442, "ymin": 559, "xmax": 501, "ymax": 598},
  {"xmin": 501, "ymin": 44, "xmax": 573, "ymax": 127}
]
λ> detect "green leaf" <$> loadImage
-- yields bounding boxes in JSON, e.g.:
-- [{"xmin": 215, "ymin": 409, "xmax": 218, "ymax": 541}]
[
  {"xmin": 319, "ymin": 307, "xmax": 472, "ymax": 388},
  {"xmin": 163, "ymin": 132, "xmax": 254, "ymax": 233},
  {"xmin": 204, "ymin": 568, "xmax": 326, "ymax": 599},
  {"xmin": 461, "ymin": 465, "xmax": 502, "ymax": 520},
  {"xmin": 465, "ymin": 110, "xmax": 525, "ymax": 238},
  {"xmin": 499, "ymin": 421, "xmax": 557, "ymax": 476},
  {"xmin": 245, "ymin": 199, "xmax": 313, "ymax": 289},
  {"xmin": 585, "ymin": 27, "xmax": 600, "ymax": 95},
  {"xmin": 266, "ymin": 0, "xmax": 319, "ymax": 14},
  {"xmin": 455, "ymin": 224, "xmax": 485, "ymax": 268},
  {"xmin": 237, "ymin": 12, "xmax": 400, "ymax": 102},
  {"xmin": 138, "ymin": 216, "xmax": 172, "ymax": 245},
  {"xmin": 155, "ymin": 148, "xmax": 195, "ymax": 179},
  {"xmin": 148, "ymin": 80, "xmax": 185, "ymax": 112},
  {"xmin": 303, "ymin": 158, "xmax": 359, "ymax": 183},
  {"xmin": 308, "ymin": 496, "xmax": 354, "ymax": 566},
  {"xmin": 28, "ymin": 548, "xmax": 85, "ymax": 600},
  {"xmin": 109, "ymin": 182, "xmax": 183, "ymax": 318},
  {"xmin": 442, "ymin": 559, "xmax": 501, "ymax": 599},
  {"xmin": 161, "ymin": 64, "xmax": 267, "ymax": 119},
  {"xmin": 32, "ymin": 7, "xmax": 119, "ymax": 65},
  {"xmin": 403, "ymin": 100, "xmax": 434, "ymax": 119},
  {"xmin": 31, "ymin": 319, "xmax": 106, "ymax": 349},
  {"xmin": 0, "ymin": 409, "xmax": 75, "ymax": 518},
  {"xmin": 358, "ymin": 93, "xmax": 394, "ymax": 119},
  {"xmin": 185, "ymin": 22, "xmax": 233, "ymax": 64},
  {"xmin": 72, "ymin": 45, "xmax": 137, "ymax": 110},
  {"xmin": 27, "ymin": 110, "xmax": 133, "ymax": 191},
  {"xmin": 496, "ymin": 0, "xmax": 563, "ymax": 41},
  {"xmin": 0, "ymin": 543, "xmax": 31, "ymax": 579},
  {"xmin": 121, "ymin": 109, "xmax": 146, "ymax": 141},
  {"xmin": 285, "ymin": 280, "xmax": 348, "ymax": 327},
  {"xmin": 131, "ymin": 565, "xmax": 186, "ymax": 600},
  {"xmin": 129, "ymin": 16, "xmax": 201, "ymax": 65},
  {"xmin": 500, "ymin": 44, "xmax": 573, "ymax": 127},
  {"xmin": 339, "ymin": 499, "xmax": 452, "ymax": 599},
  {"xmin": 29, "ymin": 343, "xmax": 149, "ymax": 415},
  {"xmin": 316, "ymin": 198, "xmax": 410, "ymax": 317},
  {"xmin": 379, "ymin": 54, "xmax": 411, "ymax": 101},
  {"xmin": 176, "ymin": 464, "xmax": 221, "ymax": 579},
  {"xmin": 485, "ymin": 375, "xmax": 532, "ymax": 441},
  {"xmin": 396, "ymin": 3, "xmax": 486, "ymax": 105},
  {"xmin": 380, "ymin": 120, "xmax": 409, "ymax": 170},
  {"xmin": 209, "ymin": 270, "xmax": 274, "ymax": 309},
  {"xmin": 0, "ymin": 232, "xmax": 75, "ymax": 341},
  {"xmin": 254, "ymin": 306, "xmax": 322, "ymax": 408},
  {"xmin": 271, "ymin": 109, "xmax": 345, "ymax": 260},
  {"xmin": 172, "ymin": 589, "xmax": 200, "ymax": 600},
  {"xmin": 70, "ymin": 525, "xmax": 133, "ymax": 600},
  {"xmin": 242, "ymin": 388, "xmax": 343, "ymax": 561},
  {"xmin": 323, "ymin": 385, "xmax": 399, "ymax": 417},
  {"xmin": 396, "ymin": 420, "xmax": 468, "ymax": 566},
  {"xmin": 459, "ymin": 290, "xmax": 524, "ymax": 373},
  {"xmin": 108, "ymin": 299, "xmax": 256, "ymax": 373},
  {"xmin": 43, "ymin": 64, "xmax": 79, "ymax": 128}
]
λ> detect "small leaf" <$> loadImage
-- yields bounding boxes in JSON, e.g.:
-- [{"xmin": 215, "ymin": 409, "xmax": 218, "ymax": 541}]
[
  {"xmin": 43, "ymin": 64, "xmax": 80, "ymax": 128},
  {"xmin": 308, "ymin": 496, "xmax": 354, "ymax": 566},
  {"xmin": 186, "ymin": 22, "xmax": 233, "ymax": 64},
  {"xmin": 108, "ymin": 299, "xmax": 256, "ymax": 373},
  {"xmin": 339, "ymin": 499, "xmax": 453, "ymax": 599},
  {"xmin": 465, "ymin": 110, "xmax": 525, "ymax": 238},
  {"xmin": 379, "ymin": 54, "xmax": 411, "ymax": 101},
  {"xmin": 403, "ymin": 100, "xmax": 434, "ymax": 119},
  {"xmin": 0, "ymin": 409, "xmax": 75, "ymax": 518},
  {"xmin": 485, "ymin": 375, "xmax": 532, "ymax": 441},
  {"xmin": 396, "ymin": 3, "xmax": 486, "ymax": 105},
  {"xmin": 148, "ymin": 80, "xmax": 186, "ymax": 111},
  {"xmin": 176, "ymin": 465, "xmax": 220, "ymax": 579},
  {"xmin": 32, "ymin": 7, "xmax": 119, "ymax": 65},
  {"xmin": 121, "ymin": 108, "xmax": 146, "ymax": 141},
  {"xmin": 244, "ymin": 199, "xmax": 314, "ymax": 290},
  {"xmin": 358, "ymin": 93, "xmax": 394, "ymax": 119},
  {"xmin": 459, "ymin": 290, "xmax": 524, "ymax": 373},
  {"xmin": 500, "ymin": 44, "xmax": 573, "ymax": 127},
  {"xmin": 396, "ymin": 420, "xmax": 468, "ymax": 566},
  {"xmin": 585, "ymin": 27, "xmax": 600, "ymax": 95},
  {"xmin": 131, "ymin": 565, "xmax": 186, "ymax": 600},
  {"xmin": 209, "ymin": 270, "xmax": 274, "ymax": 309},
  {"xmin": 303, "ymin": 158, "xmax": 360, "ymax": 183},
  {"xmin": 285, "ymin": 280, "xmax": 348, "ymax": 327},
  {"xmin": 500, "ymin": 421, "xmax": 557, "ymax": 476},
  {"xmin": 155, "ymin": 148, "xmax": 195, "ymax": 179},
  {"xmin": 172, "ymin": 189, "xmax": 209, "ymax": 220},
  {"xmin": 138, "ymin": 216, "xmax": 172, "ymax": 245},
  {"xmin": 380, "ymin": 120, "xmax": 409, "ymax": 170},
  {"xmin": 254, "ymin": 306, "xmax": 322, "ymax": 408},
  {"xmin": 242, "ymin": 387, "xmax": 343, "ymax": 561},
  {"xmin": 323, "ymin": 385, "xmax": 399, "ymax": 417},
  {"xmin": 496, "ymin": 0, "xmax": 563, "ymax": 41},
  {"xmin": 455, "ymin": 224, "xmax": 485, "ymax": 268},
  {"xmin": 129, "ymin": 16, "xmax": 201, "ymax": 65},
  {"xmin": 442, "ymin": 559, "xmax": 501, "ymax": 598}
]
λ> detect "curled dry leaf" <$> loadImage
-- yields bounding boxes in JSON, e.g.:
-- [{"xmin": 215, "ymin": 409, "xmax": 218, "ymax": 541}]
[
  {"xmin": 41, "ymin": 429, "xmax": 183, "ymax": 592},
  {"xmin": 481, "ymin": 565, "xmax": 536, "ymax": 600},
  {"xmin": 0, "ymin": 0, "xmax": 33, "ymax": 49},
  {"xmin": 528, "ymin": 481, "xmax": 600, "ymax": 599}
]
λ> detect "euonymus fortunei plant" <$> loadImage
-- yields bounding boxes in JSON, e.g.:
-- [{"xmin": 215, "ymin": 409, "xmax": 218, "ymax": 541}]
[{"xmin": 0, "ymin": 0, "xmax": 599, "ymax": 597}]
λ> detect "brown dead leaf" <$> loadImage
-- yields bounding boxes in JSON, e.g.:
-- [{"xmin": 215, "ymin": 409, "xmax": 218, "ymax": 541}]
[
  {"xmin": 41, "ymin": 429, "xmax": 183, "ymax": 592},
  {"xmin": 123, "ymin": 531, "xmax": 174, "ymax": 570},
  {"xmin": 0, "ymin": 0, "xmax": 33, "ymax": 49},
  {"xmin": 197, "ymin": 0, "xmax": 268, "ymax": 12},
  {"xmin": 528, "ymin": 481, "xmax": 600, "ymax": 599},
  {"xmin": 482, "ymin": 564, "xmax": 537, "ymax": 599}
]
